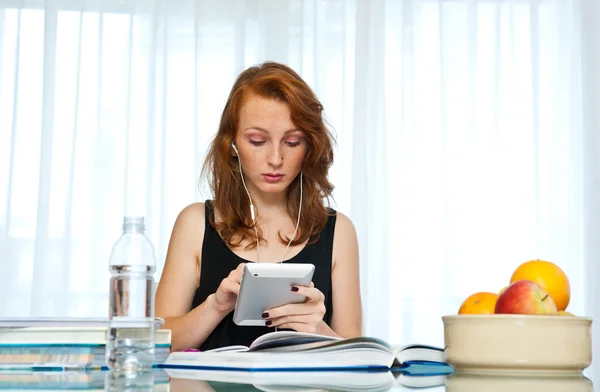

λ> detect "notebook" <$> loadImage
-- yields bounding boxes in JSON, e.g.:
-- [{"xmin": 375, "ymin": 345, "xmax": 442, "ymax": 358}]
[{"xmin": 161, "ymin": 331, "xmax": 448, "ymax": 371}]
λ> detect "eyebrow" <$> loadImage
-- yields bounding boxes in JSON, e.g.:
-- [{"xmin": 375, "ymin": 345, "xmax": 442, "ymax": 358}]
[{"xmin": 243, "ymin": 126, "xmax": 302, "ymax": 135}]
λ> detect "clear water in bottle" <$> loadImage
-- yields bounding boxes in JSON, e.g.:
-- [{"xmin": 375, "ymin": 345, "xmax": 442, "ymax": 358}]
[{"xmin": 106, "ymin": 216, "xmax": 156, "ymax": 373}]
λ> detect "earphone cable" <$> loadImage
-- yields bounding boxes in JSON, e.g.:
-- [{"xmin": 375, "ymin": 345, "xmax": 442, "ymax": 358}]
[
  {"xmin": 233, "ymin": 143, "xmax": 301, "ymax": 263},
  {"xmin": 279, "ymin": 171, "xmax": 302, "ymax": 263},
  {"xmin": 234, "ymin": 146, "xmax": 261, "ymax": 261}
]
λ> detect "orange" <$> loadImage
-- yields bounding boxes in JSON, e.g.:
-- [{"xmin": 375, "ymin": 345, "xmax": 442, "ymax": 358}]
[
  {"xmin": 458, "ymin": 292, "xmax": 499, "ymax": 314},
  {"xmin": 510, "ymin": 259, "xmax": 570, "ymax": 311}
]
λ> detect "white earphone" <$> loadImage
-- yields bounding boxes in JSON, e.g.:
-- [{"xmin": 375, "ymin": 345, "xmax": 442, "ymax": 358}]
[{"xmin": 231, "ymin": 142, "xmax": 302, "ymax": 262}]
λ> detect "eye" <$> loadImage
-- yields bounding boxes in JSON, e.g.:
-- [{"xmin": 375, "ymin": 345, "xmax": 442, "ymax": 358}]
[
  {"xmin": 285, "ymin": 139, "xmax": 302, "ymax": 147},
  {"xmin": 249, "ymin": 140, "xmax": 266, "ymax": 146}
]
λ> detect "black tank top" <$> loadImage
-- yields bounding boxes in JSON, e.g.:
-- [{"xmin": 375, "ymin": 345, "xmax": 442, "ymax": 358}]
[{"xmin": 191, "ymin": 200, "xmax": 337, "ymax": 351}]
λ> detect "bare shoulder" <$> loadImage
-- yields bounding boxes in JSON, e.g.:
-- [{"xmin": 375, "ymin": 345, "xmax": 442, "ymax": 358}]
[
  {"xmin": 166, "ymin": 201, "xmax": 207, "ymax": 270},
  {"xmin": 155, "ymin": 201, "xmax": 207, "ymax": 318},
  {"xmin": 333, "ymin": 211, "xmax": 355, "ymax": 231},
  {"xmin": 333, "ymin": 211, "xmax": 358, "ymax": 244},
  {"xmin": 331, "ymin": 211, "xmax": 359, "ymax": 270},
  {"xmin": 175, "ymin": 202, "xmax": 206, "ymax": 228},
  {"xmin": 329, "ymin": 210, "xmax": 362, "ymax": 337}
]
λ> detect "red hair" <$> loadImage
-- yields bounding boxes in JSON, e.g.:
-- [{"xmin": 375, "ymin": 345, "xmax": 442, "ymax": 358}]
[{"xmin": 201, "ymin": 61, "xmax": 336, "ymax": 249}]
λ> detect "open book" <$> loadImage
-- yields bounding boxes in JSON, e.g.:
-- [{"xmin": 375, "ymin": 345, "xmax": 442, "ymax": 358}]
[
  {"xmin": 161, "ymin": 331, "xmax": 448, "ymax": 372},
  {"xmin": 166, "ymin": 368, "xmax": 449, "ymax": 392}
]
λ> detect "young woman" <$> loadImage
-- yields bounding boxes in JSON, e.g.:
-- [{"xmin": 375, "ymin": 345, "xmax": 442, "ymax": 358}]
[{"xmin": 155, "ymin": 61, "xmax": 362, "ymax": 352}]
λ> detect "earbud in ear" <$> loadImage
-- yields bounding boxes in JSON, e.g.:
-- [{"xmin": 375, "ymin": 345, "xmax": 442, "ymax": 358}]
[{"xmin": 231, "ymin": 142, "xmax": 239, "ymax": 156}]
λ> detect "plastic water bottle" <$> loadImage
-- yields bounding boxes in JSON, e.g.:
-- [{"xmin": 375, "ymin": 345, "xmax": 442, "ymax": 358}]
[{"xmin": 106, "ymin": 216, "xmax": 156, "ymax": 372}]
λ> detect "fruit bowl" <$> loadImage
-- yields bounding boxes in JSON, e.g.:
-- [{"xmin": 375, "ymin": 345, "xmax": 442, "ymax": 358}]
[
  {"xmin": 445, "ymin": 372, "xmax": 593, "ymax": 392},
  {"xmin": 442, "ymin": 314, "xmax": 592, "ymax": 375}
]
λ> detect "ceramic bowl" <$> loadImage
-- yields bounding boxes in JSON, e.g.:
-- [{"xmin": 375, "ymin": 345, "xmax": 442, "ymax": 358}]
[
  {"xmin": 442, "ymin": 314, "xmax": 592, "ymax": 374},
  {"xmin": 445, "ymin": 372, "xmax": 593, "ymax": 392}
]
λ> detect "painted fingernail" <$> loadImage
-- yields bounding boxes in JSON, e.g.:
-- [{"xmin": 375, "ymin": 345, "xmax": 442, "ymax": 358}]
[
  {"xmin": 266, "ymin": 320, "xmax": 272, "ymax": 326},
  {"xmin": 262, "ymin": 312, "xmax": 269, "ymax": 318},
  {"xmin": 291, "ymin": 287, "xmax": 299, "ymax": 292}
]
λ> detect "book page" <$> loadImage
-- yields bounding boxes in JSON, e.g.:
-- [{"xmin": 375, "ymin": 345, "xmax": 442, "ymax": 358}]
[
  {"xmin": 394, "ymin": 343, "xmax": 444, "ymax": 352},
  {"xmin": 249, "ymin": 331, "xmax": 340, "ymax": 350},
  {"xmin": 394, "ymin": 345, "xmax": 446, "ymax": 365},
  {"xmin": 250, "ymin": 335, "xmax": 393, "ymax": 356},
  {"xmin": 204, "ymin": 345, "xmax": 249, "ymax": 353}
]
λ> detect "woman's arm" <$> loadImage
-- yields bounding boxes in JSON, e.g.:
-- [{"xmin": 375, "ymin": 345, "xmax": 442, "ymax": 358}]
[
  {"xmin": 329, "ymin": 212, "xmax": 363, "ymax": 338},
  {"xmin": 155, "ymin": 203, "xmax": 229, "ymax": 352}
]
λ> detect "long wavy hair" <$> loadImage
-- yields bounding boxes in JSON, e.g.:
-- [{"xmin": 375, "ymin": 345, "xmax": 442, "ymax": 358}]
[{"xmin": 201, "ymin": 61, "xmax": 336, "ymax": 250}]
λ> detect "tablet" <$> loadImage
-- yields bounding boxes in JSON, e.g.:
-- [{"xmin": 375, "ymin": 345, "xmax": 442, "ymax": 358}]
[{"xmin": 232, "ymin": 263, "xmax": 315, "ymax": 326}]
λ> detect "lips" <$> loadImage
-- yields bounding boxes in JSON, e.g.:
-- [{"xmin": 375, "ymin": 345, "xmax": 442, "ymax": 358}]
[{"xmin": 263, "ymin": 173, "xmax": 284, "ymax": 183}]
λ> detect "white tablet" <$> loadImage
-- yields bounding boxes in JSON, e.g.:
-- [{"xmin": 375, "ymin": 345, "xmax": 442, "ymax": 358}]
[{"xmin": 232, "ymin": 263, "xmax": 315, "ymax": 326}]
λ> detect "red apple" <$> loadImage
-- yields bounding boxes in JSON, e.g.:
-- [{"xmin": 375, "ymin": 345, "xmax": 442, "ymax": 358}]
[{"xmin": 494, "ymin": 280, "xmax": 558, "ymax": 315}]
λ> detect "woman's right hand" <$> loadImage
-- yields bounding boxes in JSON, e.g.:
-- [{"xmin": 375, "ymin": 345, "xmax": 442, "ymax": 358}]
[{"xmin": 212, "ymin": 263, "xmax": 245, "ymax": 314}]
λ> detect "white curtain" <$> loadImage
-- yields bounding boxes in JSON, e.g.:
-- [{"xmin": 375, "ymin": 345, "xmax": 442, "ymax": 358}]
[{"xmin": 1, "ymin": 0, "xmax": 598, "ymax": 379}]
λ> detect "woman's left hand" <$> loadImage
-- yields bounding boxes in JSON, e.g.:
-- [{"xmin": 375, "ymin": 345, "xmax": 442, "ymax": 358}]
[{"xmin": 263, "ymin": 282, "xmax": 326, "ymax": 334}]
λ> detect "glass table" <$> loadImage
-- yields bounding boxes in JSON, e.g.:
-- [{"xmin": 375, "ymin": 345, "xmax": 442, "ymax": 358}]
[{"xmin": 0, "ymin": 367, "xmax": 594, "ymax": 391}]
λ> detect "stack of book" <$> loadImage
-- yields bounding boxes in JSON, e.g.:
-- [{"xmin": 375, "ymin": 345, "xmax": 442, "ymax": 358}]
[
  {"xmin": 0, "ymin": 369, "xmax": 171, "ymax": 391},
  {"xmin": 0, "ymin": 318, "xmax": 171, "ymax": 370}
]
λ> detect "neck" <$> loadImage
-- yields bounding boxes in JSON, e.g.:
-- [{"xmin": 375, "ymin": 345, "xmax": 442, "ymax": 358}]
[
  {"xmin": 251, "ymin": 193, "xmax": 288, "ymax": 216},
  {"xmin": 245, "ymin": 182, "xmax": 290, "ymax": 215}
]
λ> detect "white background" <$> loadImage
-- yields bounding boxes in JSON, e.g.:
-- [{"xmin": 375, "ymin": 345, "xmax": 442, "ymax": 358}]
[{"xmin": 1, "ymin": 0, "xmax": 599, "ymax": 381}]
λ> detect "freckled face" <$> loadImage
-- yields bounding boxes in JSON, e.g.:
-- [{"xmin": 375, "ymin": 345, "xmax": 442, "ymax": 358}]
[{"xmin": 234, "ymin": 93, "xmax": 307, "ymax": 195}]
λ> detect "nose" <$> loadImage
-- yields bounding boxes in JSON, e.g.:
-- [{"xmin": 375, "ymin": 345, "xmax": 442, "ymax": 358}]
[{"xmin": 267, "ymin": 145, "xmax": 283, "ymax": 168}]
